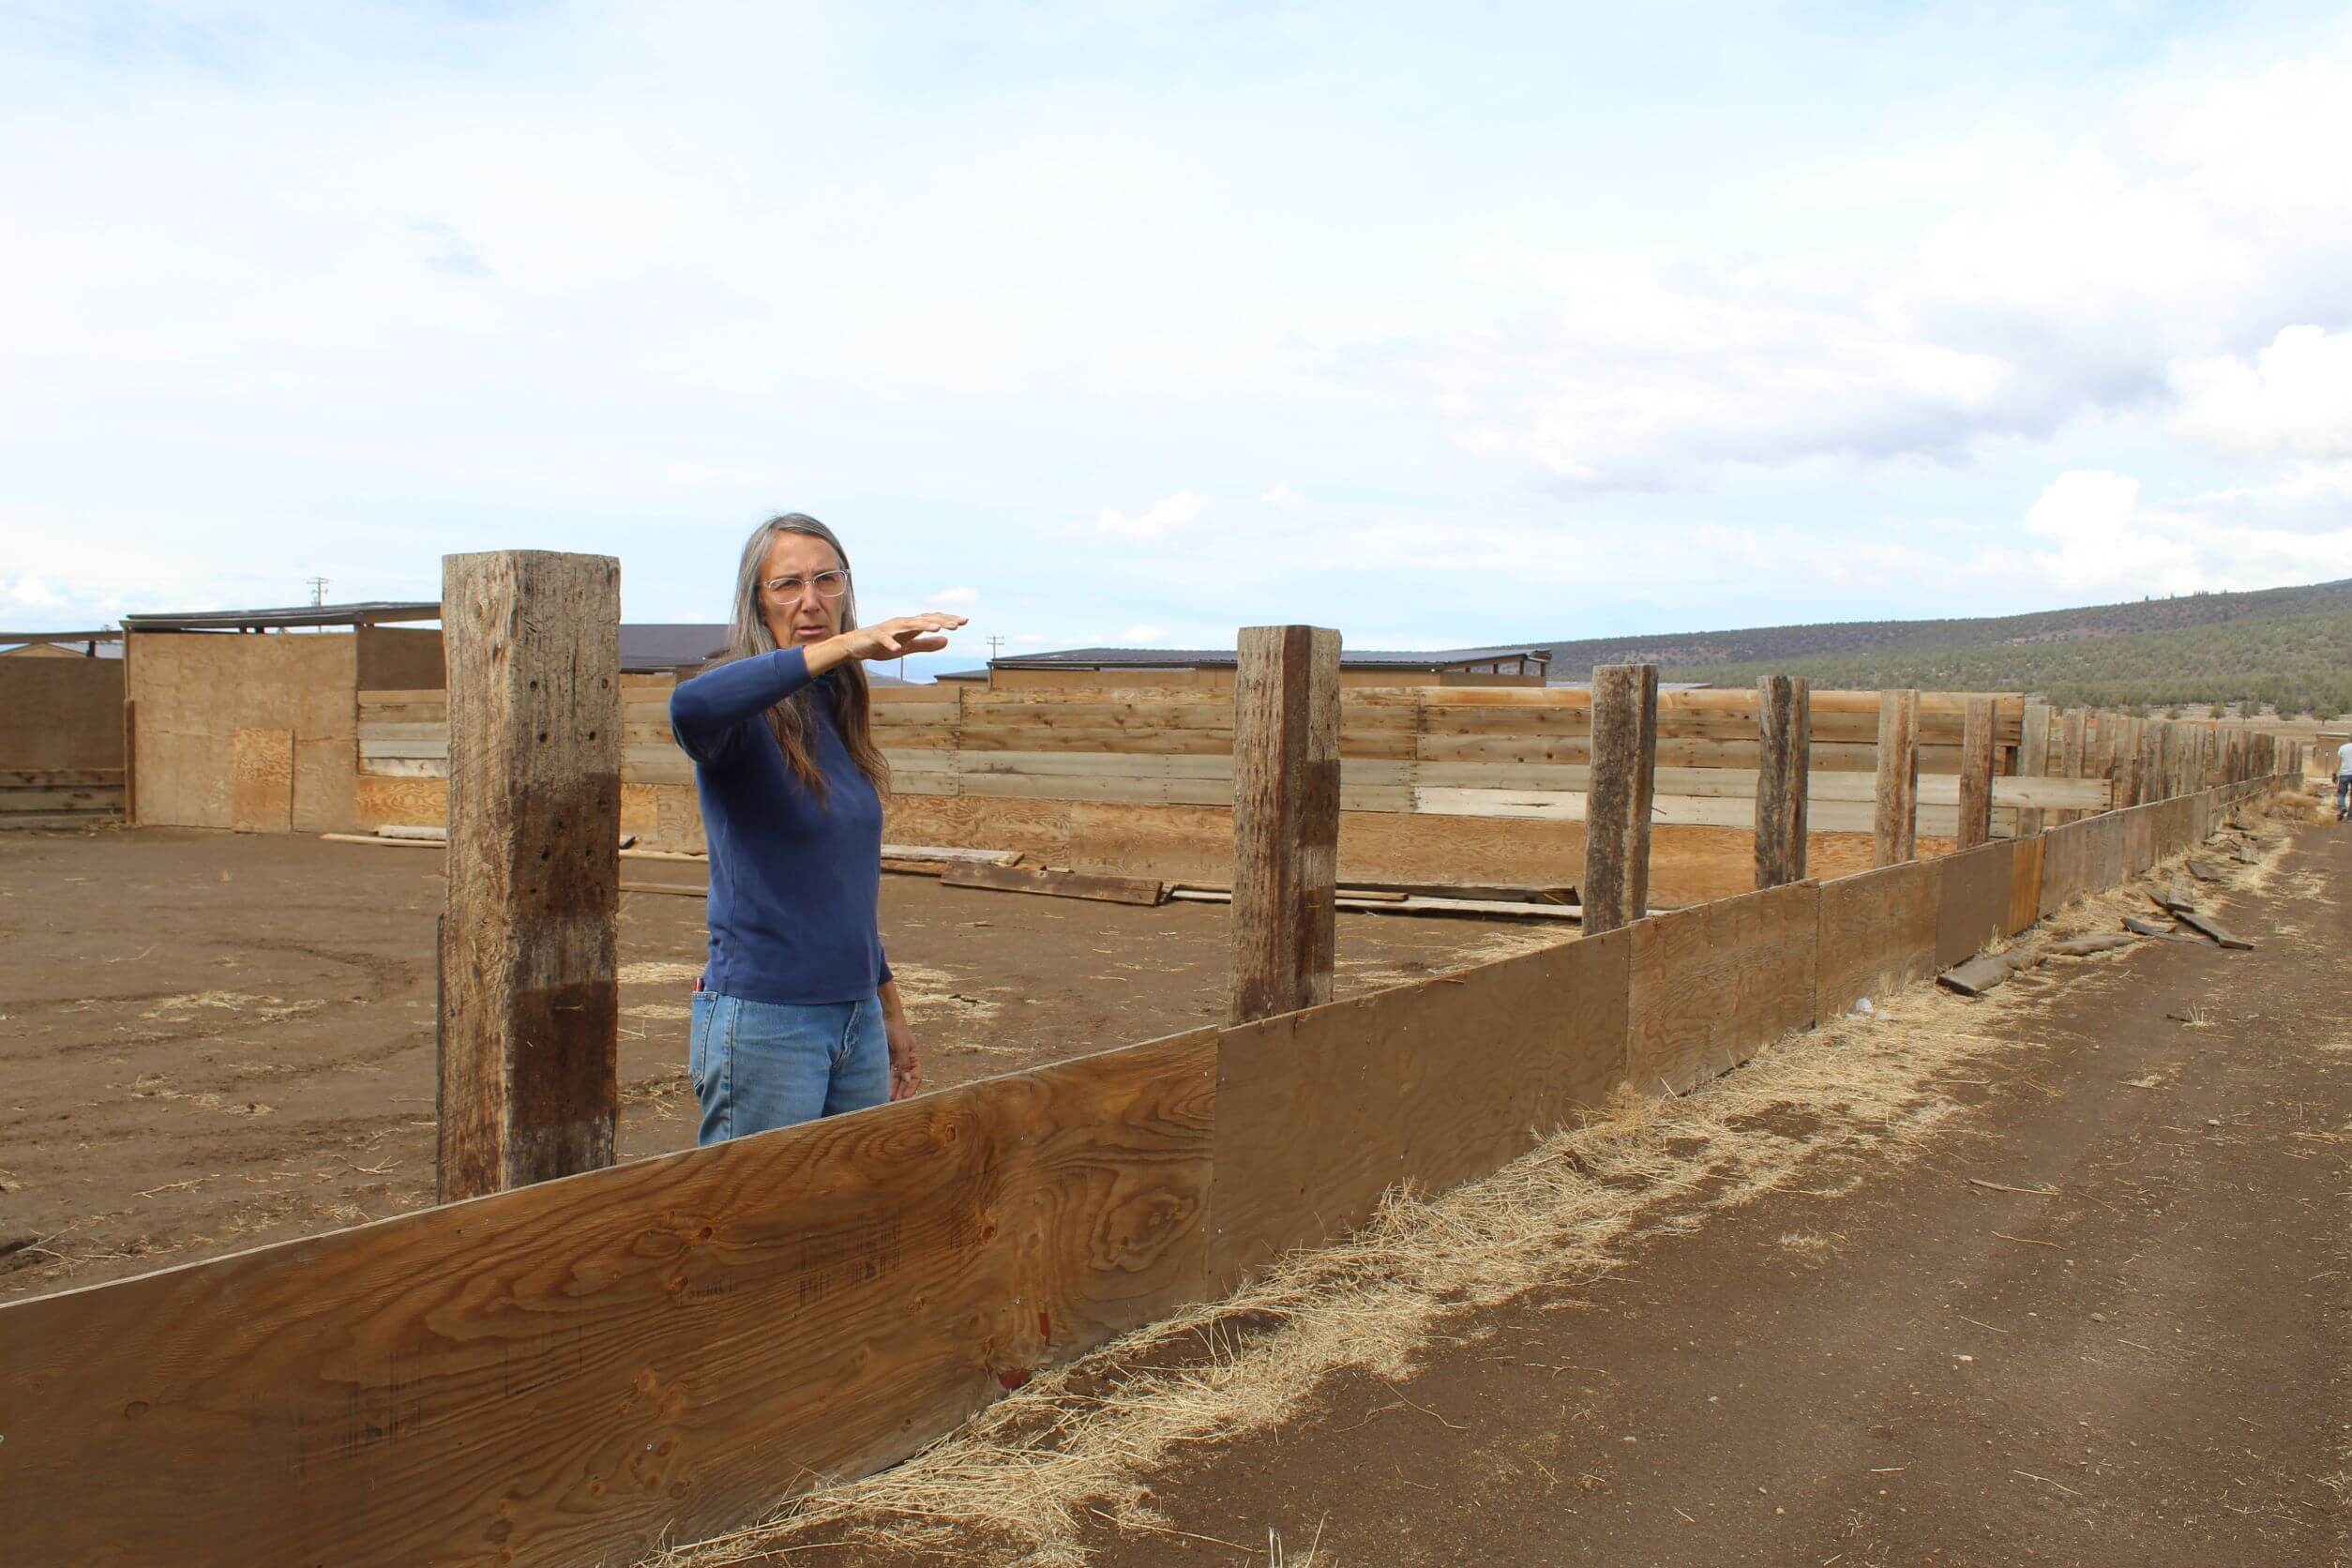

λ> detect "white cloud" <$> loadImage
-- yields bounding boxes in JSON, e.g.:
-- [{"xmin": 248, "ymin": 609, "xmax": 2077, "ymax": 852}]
[
  {"xmin": 926, "ymin": 585, "xmax": 979, "ymax": 607},
  {"xmin": 1013, "ymin": 632, "xmax": 1050, "ymax": 646},
  {"xmin": 1092, "ymin": 491, "xmax": 1206, "ymax": 542},
  {"xmin": 1259, "ymin": 483, "xmax": 1304, "ymax": 506},
  {"xmin": 2018, "ymin": 468, "xmax": 2352, "ymax": 598},
  {"xmin": 6, "ymin": 577, "xmax": 65, "ymax": 609},
  {"xmin": 2170, "ymin": 325, "xmax": 2352, "ymax": 461},
  {"xmin": 1123, "ymin": 624, "xmax": 1168, "ymax": 642}
]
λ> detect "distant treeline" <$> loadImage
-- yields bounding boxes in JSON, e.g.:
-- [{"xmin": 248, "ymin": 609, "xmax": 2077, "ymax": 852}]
[{"xmin": 1661, "ymin": 607, "xmax": 2352, "ymax": 720}]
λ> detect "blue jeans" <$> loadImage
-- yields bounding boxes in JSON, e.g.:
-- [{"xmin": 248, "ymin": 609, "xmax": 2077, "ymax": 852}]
[
  {"xmin": 2337, "ymin": 776, "xmax": 2349, "ymax": 814},
  {"xmin": 688, "ymin": 990, "xmax": 888, "ymax": 1145}
]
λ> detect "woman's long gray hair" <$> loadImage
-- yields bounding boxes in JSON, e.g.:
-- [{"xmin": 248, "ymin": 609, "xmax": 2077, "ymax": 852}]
[{"xmin": 723, "ymin": 512, "xmax": 889, "ymax": 802}]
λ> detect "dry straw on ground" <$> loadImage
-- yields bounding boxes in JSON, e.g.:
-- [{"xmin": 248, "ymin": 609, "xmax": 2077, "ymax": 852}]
[{"xmin": 651, "ymin": 813, "xmax": 2298, "ymax": 1568}]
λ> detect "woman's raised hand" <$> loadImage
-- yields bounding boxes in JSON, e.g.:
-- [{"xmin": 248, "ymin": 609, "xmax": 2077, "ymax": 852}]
[{"xmin": 812, "ymin": 612, "xmax": 967, "ymax": 671}]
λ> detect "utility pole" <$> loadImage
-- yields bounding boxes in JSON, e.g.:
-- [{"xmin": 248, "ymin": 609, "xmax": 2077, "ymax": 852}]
[
  {"xmin": 307, "ymin": 577, "xmax": 328, "ymax": 607},
  {"xmin": 987, "ymin": 634, "xmax": 1004, "ymax": 665}
]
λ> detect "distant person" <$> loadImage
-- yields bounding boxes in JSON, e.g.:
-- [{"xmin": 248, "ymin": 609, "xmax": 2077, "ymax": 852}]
[
  {"xmin": 668, "ymin": 513, "xmax": 965, "ymax": 1143},
  {"xmin": 2337, "ymin": 737, "xmax": 2352, "ymax": 821}
]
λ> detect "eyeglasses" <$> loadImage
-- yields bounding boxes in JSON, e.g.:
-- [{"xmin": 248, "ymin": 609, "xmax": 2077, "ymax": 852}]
[{"xmin": 761, "ymin": 569, "xmax": 850, "ymax": 601}]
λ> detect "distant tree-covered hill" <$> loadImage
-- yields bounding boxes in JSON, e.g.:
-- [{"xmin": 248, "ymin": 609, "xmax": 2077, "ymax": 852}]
[{"xmin": 1535, "ymin": 580, "xmax": 2352, "ymax": 716}]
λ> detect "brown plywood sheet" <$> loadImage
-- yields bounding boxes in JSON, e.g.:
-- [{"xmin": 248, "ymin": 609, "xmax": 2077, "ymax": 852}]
[
  {"xmin": 1815, "ymin": 859, "xmax": 1942, "ymax": 1018},
  {"xmin": 1208, "ymin": 929, "xmax": 1631, "ymax": 1290},
  {"xmin": 2006, "ymin": 834, "xmax": 2044, "ymax": 936},
  {"xmin": 229, "ymin": 726, "xmax": 293, "ymax": 833},
  {"xmin": 1935, "ymin": 840, "xmax": 2013, "ymax": 967},
  {"xmin": 1628, "ymin": 881, "xmax": 1819, "ymax": 1096},
  {"xmin": 0, "ymin": 1027, "xmax": 1214, "ymax": 1566}
]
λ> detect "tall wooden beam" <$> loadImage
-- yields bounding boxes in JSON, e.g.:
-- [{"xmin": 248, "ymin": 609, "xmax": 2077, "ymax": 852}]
[
  {"xmin": 1230, "ymin": 625, "xmax": 1340, "ymax": 1023},
  {"xmin": 1872, "ymin": 687, "xmax": 1920, "ymax": 867},
  {"xmin": 1956, "ymin": 695, "xmax": 1996, "ymax": 849},
  {"xmin": 438, "ymin": 550, "xmax": 623, "ymax": 1202},
  {"xmin": 2137, "ymin": 717, "xmax": 2164, "ymax": 803},
  {"xmin": 2015, "ymin": 700, "xmax": 2052, "ymax": 835},
  {"xmin": 1582, "ymin": 662, "xmax": 1658, "ymax": 932},
  {"xmin": 1753, "ymin": 673, "xmax": 1810, "ymax": 889},
  {"xmin": 2055, "ymin": 706, "xmax": 2088, "ymax": 823}
]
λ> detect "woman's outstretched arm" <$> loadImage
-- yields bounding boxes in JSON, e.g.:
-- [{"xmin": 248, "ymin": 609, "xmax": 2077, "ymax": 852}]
[{"xmin": 669, "ymin": 647, "xmax": 815, "ymax": 761}]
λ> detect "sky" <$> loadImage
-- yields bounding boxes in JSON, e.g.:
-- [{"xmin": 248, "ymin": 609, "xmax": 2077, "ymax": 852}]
[{"xmin": 4, "ymin": 1, "xmax": 2352, "ymax": 671}]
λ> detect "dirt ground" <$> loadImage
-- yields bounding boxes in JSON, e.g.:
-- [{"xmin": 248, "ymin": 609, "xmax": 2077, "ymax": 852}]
[
  {"xmin": 0, "ymin": 827, "xmax": 1545, "ymax": 1302},
  {"xmin": 1084, "ymin": 835, "xmax": 2351, "ymax": 1566},
  {"xmin": 701, "ymin": 809, "xmax": 2349, "ymax": 1568}
]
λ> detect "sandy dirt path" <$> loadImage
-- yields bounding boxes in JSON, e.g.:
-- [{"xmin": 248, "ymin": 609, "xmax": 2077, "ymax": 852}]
[
  {"xmin": 1076, "ymin": 823, "xmax": 2352, "ymax": 1567},
  {"xmin": 708, "ymin": 814, "xmax": 2348, "ymax": 1567}
]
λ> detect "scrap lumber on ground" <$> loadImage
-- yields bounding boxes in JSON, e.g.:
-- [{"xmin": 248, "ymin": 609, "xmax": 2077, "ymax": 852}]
[
  {"xmin": 1937, "ymin": 951, "xmax": 2019, "ymax": 996},
  {"xmin": 2174, "ymin": 910, "xmax": 2254, "ymax": 949},
  {"xmin": 940, "ymin": 861, "xmax": 1167, "ymax": 906}
]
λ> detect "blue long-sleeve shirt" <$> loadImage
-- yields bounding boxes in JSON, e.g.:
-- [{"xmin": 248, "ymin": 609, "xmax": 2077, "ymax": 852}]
[{"xmin": 668, "ymin": 647, "xmax": 892, "ymax": 1005}]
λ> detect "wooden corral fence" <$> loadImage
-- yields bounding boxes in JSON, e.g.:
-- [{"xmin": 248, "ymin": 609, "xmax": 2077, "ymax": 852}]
[
  {"xmin": 350, "ymin": 681, "xmax": 2194, "ymax": 906},
  {"xmin": 0, "ymin": 651, "xmax": 126, "ymax": 829},
  {"xmin": 0, "ymin": 605, "xmax": 2303, "ymax": 1563}
]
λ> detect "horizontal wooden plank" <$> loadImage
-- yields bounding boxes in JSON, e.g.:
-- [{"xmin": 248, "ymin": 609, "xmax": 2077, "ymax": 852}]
[
  {"xmin": 358, "ymin": 757, "xmax": 447, "ymax": 779},
  {"xmin": 939, "ymin": 861, "xmax": 1165, "ymax": 904},
  {"xmin": 354, "ymin": 688, "xmax": 445, "ymax": 706},
  {"xmin": 0, "ymin": 809, "xmax": 122, "ymax": 829},
  {"xmin": 0, "ymin": 784, "xmax": 125, "ymax": 810},
  {"xmin": 0, "ymin": 767, "xmax": 123, "ymax": 787},
  {"xmin": 0, "ymin": 1030, "xmax": 1217, "ymax": 1564}
]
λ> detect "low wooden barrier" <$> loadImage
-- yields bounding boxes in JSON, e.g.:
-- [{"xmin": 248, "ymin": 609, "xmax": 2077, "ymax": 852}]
[
  {"xmin": 0, "ymin": 768, "xmax": 2288, "ymax": 1563},
  {"xmin": 0, "ymin": 766, "xmax": 125, "ymax": 828}
]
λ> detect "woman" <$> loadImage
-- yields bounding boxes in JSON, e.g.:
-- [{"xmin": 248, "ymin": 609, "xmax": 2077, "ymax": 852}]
[{"xmin": 669, "ymin": 512, "xmax": 966, "ymax": 1143}]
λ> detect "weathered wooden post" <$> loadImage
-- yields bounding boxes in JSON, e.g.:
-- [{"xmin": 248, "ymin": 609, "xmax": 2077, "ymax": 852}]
[
  {"xmin": 2088, "ymin": 713, "xmax": 2118, "ymax": 807},
  {"xmin": 1957, "ymin": 695, "xmax": 1996, "ymax": 849},
  {"xmin": 437, "ymin": 550, "xmax": 623, "ymax": 1202},
  {"xmin": 2015, "ymin": 700, "xmax": 2052, "ymax": 835},
  {"xmin": 1230, "ymin": 625, "xmax": 1340, "ymax": 1023},
  {"xmin": 2138, "ymin": 717, "xmax": 2165, "ymax": 802},
  {"xmin": 1583, "ymin": 662, "xmax": 1658, "ymax": 932},
  {"xmin": 1754, "ymin": 674, "xmax": 1809, "ymax": 888},
  {"xmin": 1872, "ymin": 687, "xmax": 1920, "ymax": 867},
  {"xmin": 2054, "ymin": 706, "xmax": 2088, "ymax": 824}
]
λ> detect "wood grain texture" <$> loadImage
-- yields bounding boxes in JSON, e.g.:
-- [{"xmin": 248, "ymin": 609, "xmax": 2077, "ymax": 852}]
[
  {"xmin": 1814, "ymin": 859, "xmax": 1941, "ymax": 1019},
  {"xmin": 1207, "ymin": 930, "xmax": 1629, "ymax": 1289},
  {"xmin": 229, "ymin": 725, "xmax": 294, "ymax": 832},
  {"xmin": 2014, "ymin": 700, "xmax": 2052, "ymax": 836},
  {"xmin": 939, "ymin": 862, "xmax": 1165, "ymax": 905},
  {"xmin": 0, "ymin": 1030, "xmax": 1216, "ymax": 1567},
  {"xmin": 1582, "ymin": 664, "xmax": 1659, "ymax": 933},
  {"xmin": 438, "ymin": 551, "xmax": 623, "ymax": 1202},
  {"xmin": 1229, "ymin": 626, "xmax": 1340, "ymax": 1023},
  {"xmin": 1934, "ymin": 840, "xmax": 2013, "ymax": 969},
  {"xmin": 1754, "ymin": 674, "xmax": 1810, "ymax": 889},
  {"xmin": 1873, "ymin": 689, "xmax": 1921, "ymax": 867},
  {"xmin": 2006, "ymin": 833, "xmax": 2044, "ymax": 936},
  {"xmin": 1955, "ymin": 696, "xmax": 1995, "ymax": 850},
  {"xmin": 1627, "ymin": 881, "xmax": 1819, "ymax": 1095}
]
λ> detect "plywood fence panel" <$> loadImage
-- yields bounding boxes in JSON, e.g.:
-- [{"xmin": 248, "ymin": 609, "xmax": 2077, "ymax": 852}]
[
  {"xmin": 2006, "ymin": 834, "xmax": 2044, "ymax": 936},
  {"xmin": 2035, "ymin": 821, "xmax": 2087, "ymax": 917},
  {"xmin": 0, "ymin": 1028, "xmax": 1215, "ymax": 1567},
  {"xmin": 1935, "ymin": 840, "xmax": 2013, "ymax": 968},
  {"xmin": 1207, "ymin": 930, "xmax": 1630, "ymax": 1290},
  {"xmin": 228, "ymin": 726, "xmax": 293, "ymax": 833},
  {"xmin": 1627, "ymin": 881, "xmax": 1819, "ymax": 1095},
  {"xmin": 1814, "ymin": 860, "xmax": 1941, "ymax": 1019},
  {"xmin": 0, "ymin": 655, "xmax": 124, "ymax": 770}
]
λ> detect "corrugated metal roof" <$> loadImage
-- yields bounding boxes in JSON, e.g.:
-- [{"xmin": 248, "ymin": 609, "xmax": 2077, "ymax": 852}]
[
  {"xmin": 619, "ymin": 624, "xmax": 732, "ymax": 671},
  {"xmin": 988, "ymin": 644, "xmax": 1550, "ymax": 671},
  {"xmin": 0, "ymin": 628, "xmax": 122, "ymax": 644},
  {"xmin": 122, "ymin": 601, "xmax": 441, "ymax": 631}
]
